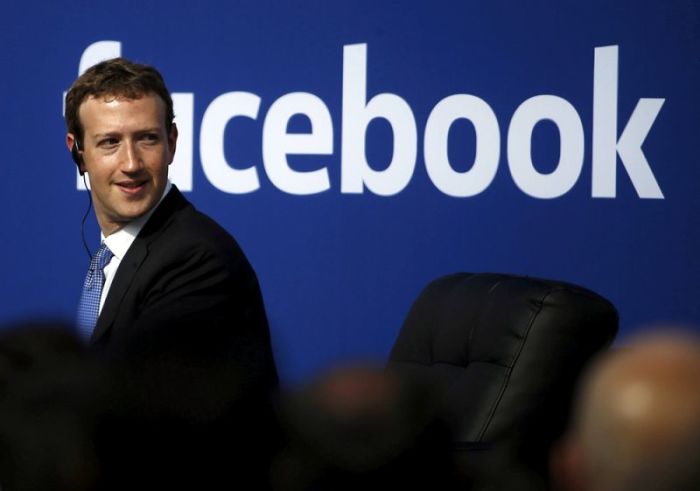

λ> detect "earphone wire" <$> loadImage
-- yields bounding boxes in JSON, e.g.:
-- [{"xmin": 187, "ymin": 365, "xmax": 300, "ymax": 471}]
[{"xmin": 80, "ymin": 174, "xmax": 93, "ymax": 260}]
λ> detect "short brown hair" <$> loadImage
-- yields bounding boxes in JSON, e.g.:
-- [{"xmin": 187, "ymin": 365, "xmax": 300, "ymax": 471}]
[{"xmin": 65, "ymin": 57, "xmax": 174, "ymax": 143}]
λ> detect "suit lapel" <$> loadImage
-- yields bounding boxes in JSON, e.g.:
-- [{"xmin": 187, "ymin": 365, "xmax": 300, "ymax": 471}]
[
  {"xmin": 91, "ymin": 186, "xmax": 189, "ymax": 344},
  {"xmin": 91, "ymin": 240, "xmax": 148, "ymax": 342}
]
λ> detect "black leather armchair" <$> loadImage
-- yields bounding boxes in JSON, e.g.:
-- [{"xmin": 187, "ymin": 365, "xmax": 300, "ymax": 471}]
[{"xmin": 388, "ymin": 273, "xmax": 618, "ymax": 487}]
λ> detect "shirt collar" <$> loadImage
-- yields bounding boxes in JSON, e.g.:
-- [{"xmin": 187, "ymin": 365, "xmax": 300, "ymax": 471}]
[{"xmin": 102, "ymin": 181, "xmax": 172, "ymax": 260}]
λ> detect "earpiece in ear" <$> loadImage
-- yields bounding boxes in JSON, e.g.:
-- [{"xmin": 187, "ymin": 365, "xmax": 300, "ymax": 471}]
[{"xmin": 71, "ymin": 139, "xmax": 84, "ymax": 175}]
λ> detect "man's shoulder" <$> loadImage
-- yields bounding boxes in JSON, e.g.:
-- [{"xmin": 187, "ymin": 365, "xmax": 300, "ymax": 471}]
[
  {"xmin": 173, "ymin": 205, "xmax": 244, "ymax": 254},
  {"xmin": 144, "ymin": 189, "xmax": 250, "ymax": 268}
]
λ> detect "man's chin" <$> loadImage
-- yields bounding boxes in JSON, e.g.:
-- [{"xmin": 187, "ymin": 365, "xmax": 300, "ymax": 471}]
[{"xmin": 113, "ymin": 201, "xmax": 158, "ymax": 223}]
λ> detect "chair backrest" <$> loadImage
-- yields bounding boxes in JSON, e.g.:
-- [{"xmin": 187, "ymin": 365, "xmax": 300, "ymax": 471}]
[{"xmin": 388, "ymin": 272, "xmax": 618, "ymax": 456}]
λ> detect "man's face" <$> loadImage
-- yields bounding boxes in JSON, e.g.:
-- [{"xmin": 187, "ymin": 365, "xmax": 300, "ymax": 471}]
[{"xmin": 67, "ymin": 93, "xmax": 177, "ymax": 236}]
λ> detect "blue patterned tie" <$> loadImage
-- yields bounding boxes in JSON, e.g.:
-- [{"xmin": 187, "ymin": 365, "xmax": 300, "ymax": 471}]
[{"xmin": 77, "ymin": 243, "xmax": 113, "ymax": 340}]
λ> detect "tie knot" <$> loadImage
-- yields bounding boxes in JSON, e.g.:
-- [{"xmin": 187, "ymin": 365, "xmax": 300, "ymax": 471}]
[{"xmin": 92, "ymin": 243, "xmax": 113, "ymax": 271}]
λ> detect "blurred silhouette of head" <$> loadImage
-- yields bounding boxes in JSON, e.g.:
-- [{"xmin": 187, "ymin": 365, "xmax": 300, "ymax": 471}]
[
  {"xmin": 0, "ymin": 321, "xmax": 109, "ymax": 491},
  {"xmin": 551, "ymin": 328, "xmax": 700, "ymax": 491},
  {"xmin": 272, "ymin": 363, "xmax": 457, "ymax": 491}
]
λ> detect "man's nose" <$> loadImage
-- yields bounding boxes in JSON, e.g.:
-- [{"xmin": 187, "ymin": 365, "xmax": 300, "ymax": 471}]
[{"xmin": 121, "ymin": 141, "xmax": 144, "ymax": 173}]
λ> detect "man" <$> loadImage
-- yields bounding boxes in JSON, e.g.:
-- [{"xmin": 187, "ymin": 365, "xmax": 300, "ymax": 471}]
[
  {"xmin": 550, "ymin": 329, "xmax": 700, "ymax": 491},
  {"xmin": 64, "ymin": 58, "xmax": 278, "ymax": 393}
]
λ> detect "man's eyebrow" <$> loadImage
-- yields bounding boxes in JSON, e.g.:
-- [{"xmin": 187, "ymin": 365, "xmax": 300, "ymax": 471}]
[
  {"xmin": 91, "ymin": 132, "xmax": 121, "ymax": 140},
  {"xmin": 91, "ymin": 128, "xmax": 162, "ymax": 138}
]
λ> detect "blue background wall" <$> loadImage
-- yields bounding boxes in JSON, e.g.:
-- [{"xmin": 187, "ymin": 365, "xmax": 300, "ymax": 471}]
[{"xmin": 1, "ymin": 0, "xmax": 698, "ymax": 384}]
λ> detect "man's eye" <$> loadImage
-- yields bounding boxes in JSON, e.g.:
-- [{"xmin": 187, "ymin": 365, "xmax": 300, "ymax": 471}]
[
  {"xmin": 99, "ymin": 138, "xmax": 119, "ymax": 147},
  {"xmin": 142, "ymin": 133, "xmax": 159, "ymax": 143}
]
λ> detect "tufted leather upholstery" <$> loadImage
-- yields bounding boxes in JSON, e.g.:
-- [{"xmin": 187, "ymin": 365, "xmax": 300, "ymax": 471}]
[{"xmin": 388, "ymin": 272, "xmax": 618, "ymax": 477}]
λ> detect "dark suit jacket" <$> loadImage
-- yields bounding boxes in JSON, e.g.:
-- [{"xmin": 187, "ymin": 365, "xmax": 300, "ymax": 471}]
[{"xmin": 91, "ymin": 186, "xmax": 278, "ymax": 393}]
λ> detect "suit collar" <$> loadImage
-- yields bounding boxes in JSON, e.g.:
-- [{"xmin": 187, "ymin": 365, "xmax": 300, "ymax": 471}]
[{"xmin": 133, "ymin": 184, "xmax": 189, "ymax": 245}]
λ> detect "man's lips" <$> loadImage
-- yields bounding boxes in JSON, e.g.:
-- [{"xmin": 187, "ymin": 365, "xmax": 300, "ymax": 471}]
[{"xmin": 115, "ymin": 180, "xmax": 148, "ymax": 194}]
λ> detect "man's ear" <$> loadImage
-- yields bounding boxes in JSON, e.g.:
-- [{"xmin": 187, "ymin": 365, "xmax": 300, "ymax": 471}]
[
  {"xmin": 167, "ymin": 123, "xmax": 178, "ymax": 165},
  {"xmin": 66, "ymin": 133, "xmax": 86, "ymax": 175}
]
